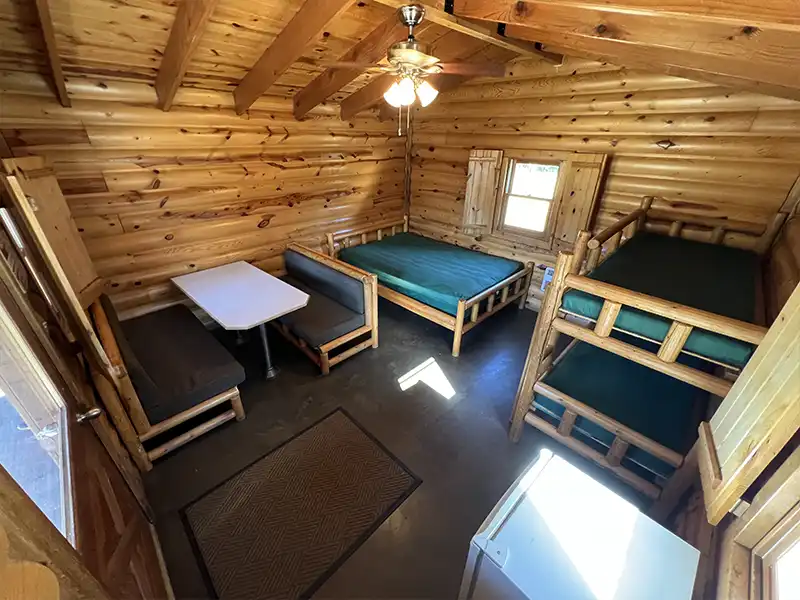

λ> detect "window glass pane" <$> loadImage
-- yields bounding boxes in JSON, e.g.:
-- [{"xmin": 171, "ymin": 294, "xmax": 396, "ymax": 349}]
[
  {"xmin": 510, "ymin": 163, "xmax": 560, "ymax": 199},
  {"xmin": 0, "ymin": 302, "xmax": 71, "ymax": 539},
  {"xmin": 776, "ymin": 538, "xmax": 800, "ymax": 599},
  {"xmin": 504, "ymin": 196, "xmax": 551, "ymax": 232}
]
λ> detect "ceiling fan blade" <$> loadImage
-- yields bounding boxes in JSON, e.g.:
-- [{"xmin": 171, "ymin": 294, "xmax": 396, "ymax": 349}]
[{"xmin": 437, "ymin": 62, "xmax": 506, "ymax": 77}]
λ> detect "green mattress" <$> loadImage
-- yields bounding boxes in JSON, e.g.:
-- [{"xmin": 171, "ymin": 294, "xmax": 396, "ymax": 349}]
[
  {"xmin": 562, "ymin": 232, "xmax": 760, "ymax": 368},
  {"xmin": 338, "ymin": 233, "xmax": 524, "ymax": 316},
  {"xmin": 533, "ymin": 336, "xmax": 709, "ymax": 482}
]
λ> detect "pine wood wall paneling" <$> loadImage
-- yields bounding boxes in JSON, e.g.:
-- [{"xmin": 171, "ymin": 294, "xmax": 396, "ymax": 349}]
[
  {"xmin": 0, "ymin": 74, "xmax": 404, "ymax": 316},
  {"xmin": 411, "ymin": 58, "xmax": 800, "ymax": 304}
]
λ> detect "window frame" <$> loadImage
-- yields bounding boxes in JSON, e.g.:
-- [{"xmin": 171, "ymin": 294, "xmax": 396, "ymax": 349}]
[
  {"xmin": 493, "ymin": 157, "xmax": 565, "ymax": 243},
  {"xmin": 756, "ymin": 503, "xmax": 800, "ymax": 600}
]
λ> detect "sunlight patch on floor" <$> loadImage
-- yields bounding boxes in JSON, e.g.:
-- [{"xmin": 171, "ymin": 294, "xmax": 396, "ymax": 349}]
[{"xmin": 398, "ymin": 357, "xmax": 456, "ymax": 400}]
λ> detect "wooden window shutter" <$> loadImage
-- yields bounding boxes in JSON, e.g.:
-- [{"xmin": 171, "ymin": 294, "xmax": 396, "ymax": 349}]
[
  {"xmin": 462, "ymin": 149, "xmax": 503, "ymax": 235},
  {"xmin": 552, "ymin": 153, "xmax": 607, "ymax": 245},
  {"xmin": 697, "ymin": 282, "xmax": 800, "ymax": 526}
]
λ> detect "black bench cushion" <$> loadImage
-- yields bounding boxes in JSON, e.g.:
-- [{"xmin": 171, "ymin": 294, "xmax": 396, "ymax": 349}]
[
  {"xmin": 107, "ymin": 301, "xmax": 245, "ymax": 424},
  {"xmin": 277, "ymin": 276, "xmax": 365, "ymax": 348},
  {"xmin": 285, "ymin": 249, "xmax": 365, "ymax": 314}
]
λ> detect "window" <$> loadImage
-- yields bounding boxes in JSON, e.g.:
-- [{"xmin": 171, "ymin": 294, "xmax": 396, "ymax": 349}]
[
  {"xmin": 496, "ymin": 160, "xmax": 562, "ymax": 239},
  {"xmin": 460, "ymin": 149, "xmax": 607, "ymax": 248}
]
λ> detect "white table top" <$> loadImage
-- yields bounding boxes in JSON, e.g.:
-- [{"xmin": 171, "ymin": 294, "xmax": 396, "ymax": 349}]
[
  {"xmin": 469, "ymin": 450, "xmax": 699, "ymax": 600},
  {"xmin": 171, "ymin": 261, "xmax": 309, "ymax": 331}
]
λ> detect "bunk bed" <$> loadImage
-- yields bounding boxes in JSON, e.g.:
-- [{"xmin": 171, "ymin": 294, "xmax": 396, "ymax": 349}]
[
  {"xmin": 509, "ymin": 197, "xmax": 785, "ymax": 498},
  {"xmin": 326, "ymin": 216, "xmax": 534, "ymax": 357}
]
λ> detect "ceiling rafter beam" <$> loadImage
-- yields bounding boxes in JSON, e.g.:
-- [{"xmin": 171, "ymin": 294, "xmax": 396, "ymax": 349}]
[
  {"xmin": 33, "ymin": 0, "xmax": 70, "ymax": 107},
  {"xmin": 453, "ymin": 0, "xmax": 800, "ymax": 31},
  {"xmin": 293, "ymin": 13, "xmax": 407, "ymax": 120},
  {"xmin": 155, "ymin": 0, "xmax": 220, "ymax": 111},
  {"xmin": 372, "ymin": 0, "xmax": 562, "ymax": 63},
  {"xmin": 455, "ymin": 0, "xmax": 800, "ymax": 101},
  {"xmin": 234, "ymin": 0, "xmax": 357, "ymax": 115},
  {"xmin": 505, "ymin": 24, "xmax": 800, "ymax": 101}
]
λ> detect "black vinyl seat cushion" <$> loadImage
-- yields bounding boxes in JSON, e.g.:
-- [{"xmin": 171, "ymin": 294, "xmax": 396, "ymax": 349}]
[
  {"xmin": 117, "ymin": 304, "xmax": 245, "ymax": 424},
  {"xmin": 277, "ymin": 276, "xmax": 365, "ymax": 348}
]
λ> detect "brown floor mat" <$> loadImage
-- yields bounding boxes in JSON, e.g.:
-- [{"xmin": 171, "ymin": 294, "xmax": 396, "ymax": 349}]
[{"xmin": 182, "ymin": 409, "xmax": 420, "ymax": 599}]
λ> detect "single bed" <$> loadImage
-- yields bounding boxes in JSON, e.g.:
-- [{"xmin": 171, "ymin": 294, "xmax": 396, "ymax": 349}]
[
  {"xmin": 326, "ymin": 216, "xmax": 533, "ymax": 356},
  {"xmin": 561, "ymin": 231, "xmax": 760, "ymax": 369},
  {"xmin": 529, "ymin": 335, "xmax": 709, "ymax": 497}
]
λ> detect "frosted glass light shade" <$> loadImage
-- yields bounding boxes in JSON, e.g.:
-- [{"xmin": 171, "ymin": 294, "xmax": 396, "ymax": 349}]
[
  {"xmin": 396, "ymin": 76, "xmax": 416, "ymax": 106},
  {"xmin": 416, "ymin": 80, "xmax": 439, "ymax": 107},
  {"xmin": 383, "ymin": 81, "xmax": 404, "ymax": 107}
]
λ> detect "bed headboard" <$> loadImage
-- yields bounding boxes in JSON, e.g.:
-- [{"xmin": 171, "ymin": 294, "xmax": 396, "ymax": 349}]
[{"xmin": 326, "ymin": 215, "xmax": 408, "ymax": 257}]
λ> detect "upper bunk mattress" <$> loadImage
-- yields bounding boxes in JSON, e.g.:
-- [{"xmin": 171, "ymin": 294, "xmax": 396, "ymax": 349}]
[
  {"xmin": 533, "ymin": 337, "xmax": 709, "ymax": 482},
  {"xmin": 338, "ymin": 233, "xmax": 524, "ymax": 316},
  {"xmin": 561, "ymin": 232, "xmax": 760, "ymax": 368}
]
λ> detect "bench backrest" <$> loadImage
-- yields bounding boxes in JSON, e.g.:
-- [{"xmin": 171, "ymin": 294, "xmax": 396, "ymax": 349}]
[{"xmin": 285, "ymin": 249, "xmax": 365, "ymax": 314}]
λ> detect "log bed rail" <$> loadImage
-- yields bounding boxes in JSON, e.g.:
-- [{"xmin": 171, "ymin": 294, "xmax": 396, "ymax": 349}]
[
  {"xmin": 326, "ymin": 215, "xmax": 534, "ymax": 357},
  {"xmin": 507, "ymin": 197, "xmax": 789, "ymax": 497}
]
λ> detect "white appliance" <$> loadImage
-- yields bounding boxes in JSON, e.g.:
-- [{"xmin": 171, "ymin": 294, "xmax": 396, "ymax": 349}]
[{"xmin": 459, "ymin": 449, "xmax": 700, "ymax": 600}]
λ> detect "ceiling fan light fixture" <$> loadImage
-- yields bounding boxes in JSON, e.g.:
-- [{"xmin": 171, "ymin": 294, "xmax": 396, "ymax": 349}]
[
  {"xmin": 383, "ymin": 81, "xmax": 404, "ymax": 107},
  {"xmin": 416, "ymin": 80, "xmax": 438, "ymax": 107}
]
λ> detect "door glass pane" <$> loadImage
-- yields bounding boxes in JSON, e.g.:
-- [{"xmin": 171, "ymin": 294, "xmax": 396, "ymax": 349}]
[
  {"xmin": 504, "ymin": 196, "xmax": 551, "ymax": 232},
  {"xmin": 0, "ymin": 303, "xmax": 72, "ymax": 539}
]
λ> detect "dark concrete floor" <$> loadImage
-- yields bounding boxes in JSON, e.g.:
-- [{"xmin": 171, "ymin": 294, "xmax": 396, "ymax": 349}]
[{"xmin": 146, "ymin": 301, "xmax": 645, "ymax": 600}]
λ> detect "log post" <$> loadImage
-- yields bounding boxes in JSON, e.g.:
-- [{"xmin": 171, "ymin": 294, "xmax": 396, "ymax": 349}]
[
  {"xmin": 669, "ymin": 220, "xmax": 684, "ymax": 237},
  {"xmin": 638, "ymin": 196, "xmax": 653, "ymax": 229},
  {"xmin": 572, "ymin": 230, "xmax": 591, "ymax": 275},
  {"xmin": 326, "ymin": 233, "xmax": 336, "ymax": 257},
  {"xmin": 403, "ymin": 214, "xmax": 409, "ymax": 232},
  {"xmin": 755, "ymin": 212, "xmax": 788, "ymax": 255},
  {"xmin": 586, "ymin": 246, "xmax": 601, "ymax": 271},
  {"xmin": 518, "ymin": 262, "xmax": 534, "ymax": 309},
  {"xmin": 510, "ymin": 252, "xmax": 574, "ymax": 442},
  {"xmin": 452, "ymin": 299, "xmax": 467, "ymax": 357}
]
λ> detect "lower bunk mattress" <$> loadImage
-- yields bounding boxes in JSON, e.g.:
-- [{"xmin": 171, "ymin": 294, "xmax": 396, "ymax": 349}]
[
  {"xmin": 338, "ymin": 233, "xmax": 524, "ymax": 316},
  {"xmin": 561, "ymin": 232, "xmax": 760, "ymax": 368},
  {"xmin": 532, "ymin": 337, "xmax": 709, "ymax": 485}
]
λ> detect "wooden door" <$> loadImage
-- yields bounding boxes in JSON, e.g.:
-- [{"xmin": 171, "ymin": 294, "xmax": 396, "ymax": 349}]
[
  {"xmin": 69, "ymin": 416, "xmax": 169, "ymax": 600},
  {"xmin": 0, "ymin": 199, "xmax": 171, "ymax": 598}
]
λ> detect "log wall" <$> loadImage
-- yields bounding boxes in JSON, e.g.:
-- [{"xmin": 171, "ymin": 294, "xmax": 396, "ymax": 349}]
[
  {"xmin": 0, "ymin": 73, "xmax": 404, "ymax": 317},
  {"xmin": 411, "ymin": 57, "xmax": 800, "ymax": 304}
]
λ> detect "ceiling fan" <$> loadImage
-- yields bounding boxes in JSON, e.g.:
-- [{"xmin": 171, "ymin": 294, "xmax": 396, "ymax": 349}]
[{"xmin": 321, "ymin": 4, "xmax": 506, "ymax": 108}]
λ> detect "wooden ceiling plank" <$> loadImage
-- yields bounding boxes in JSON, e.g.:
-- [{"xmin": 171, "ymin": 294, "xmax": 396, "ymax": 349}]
[
  {"xmin": 33, "ymin": 0, "xmax": 70, "ymax": 108},
  {"xmin": 372, "ymin": 0, "xmax": 562, "ymax": 63},
  {"xmin": 451, "ymin": 0, "xmax": 800, "ymax": 31},
  {"xmin": 233, "ymin": 0, "xmax": 357, "ymax": 115},
  {"xmin": 505, "ymin": 24, "xmax": 800, "ymax": 102},
  {"xmin": 155, "ymin": 0, "xmax": 220, "ymax": 111},
  {"xmin": 293, "ymin": 14, "xmax": 407, "ymax": 119}
]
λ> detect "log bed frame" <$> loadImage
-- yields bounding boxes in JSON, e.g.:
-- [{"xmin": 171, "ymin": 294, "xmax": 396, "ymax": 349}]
[
  {"xmin": 325, "ymin": 215, "xmax": 534, "ymax": 357},
  {"xmin": 508, "ymin": 197, "xmax": 787, "ymax": 498}
]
